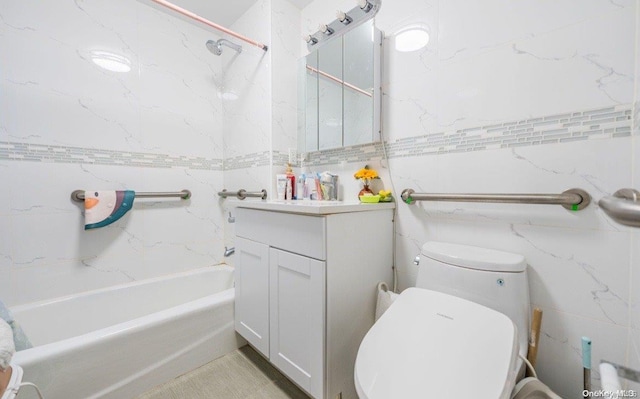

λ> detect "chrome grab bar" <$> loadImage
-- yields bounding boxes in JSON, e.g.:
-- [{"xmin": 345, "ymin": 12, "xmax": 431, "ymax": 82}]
[
  {"xmin": 400, "ymin": 188, "xmax": 591, "ymax": 211},
  {"xmin": 598, "ymin": 188, "xmax": 640, "ymax": 227},
  {"xmin": 218, "ymin": 189, "xmax": 267, "ymax": 200},
  {"xmin": 72, "ymin": 189, "xmax": 191, "ymax": 202},
  {"xmin": 600, "ymin": 360, "xmax": 640, "ymax": 384}
]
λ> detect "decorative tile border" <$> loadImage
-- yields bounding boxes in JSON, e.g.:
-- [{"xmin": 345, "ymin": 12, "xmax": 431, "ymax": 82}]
[
  {"xmin": 223, "ymin": 151, "xmax": 294, "ymax": 170},
  {"xmin": 305, "ymin": 142, "xmax": 383, "ymax": 166},
  {"xmin": 272, "ymin": 151, "xmax": 292, "ymax": 168},
  {"xmin": 0, "ymin": 141, "xmax": 223, "ymax": 170},
  {"xmin": 634, "ymin": 101, "xmax": 640, "ymax": 135},
  {"xmin": 304, "ymin": 104, "xmax": 634, "ymax": 167},
  {"xmin": 223, "ymin": 151, "xmax": 271, "ymax": 170},
  {"xmin": 1, "ymin": 105, "xmax": 634, "ymax": 170}
]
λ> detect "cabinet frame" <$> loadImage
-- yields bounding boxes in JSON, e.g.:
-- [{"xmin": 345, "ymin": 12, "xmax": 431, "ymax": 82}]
[
  {"xmin": 269, "ymin": 248, "xmax": 325, "ymax": 398},
  {"xmin": 234, "ymin": 207, "xmax": 393, "ymax": 399},
  {"xmin": 234, "ymin": 237, "xmax": 270, "ymax": 356}
]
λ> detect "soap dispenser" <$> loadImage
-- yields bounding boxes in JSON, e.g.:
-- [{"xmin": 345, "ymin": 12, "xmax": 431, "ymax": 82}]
[{"xmin": 285, "ymin": 163, "xmax": 296, "ymax": 200}]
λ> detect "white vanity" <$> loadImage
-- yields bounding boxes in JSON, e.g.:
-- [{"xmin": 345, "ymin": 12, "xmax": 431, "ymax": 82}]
[{"xmin": 233, "ymin": 201, "xmax": 394, "ymax": 399}]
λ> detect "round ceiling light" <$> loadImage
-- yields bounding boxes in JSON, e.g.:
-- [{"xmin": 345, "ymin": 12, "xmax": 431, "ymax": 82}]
[
  {"xmin": 91, "ymin": 51, "xmax": 131, "ymax": 73},
  {"xmin": 394, "ymin": 26, "xmax": 430, "ymax": 52}
]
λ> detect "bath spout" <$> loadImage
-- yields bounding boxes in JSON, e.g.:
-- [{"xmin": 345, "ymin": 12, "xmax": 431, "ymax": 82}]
[{"xmin": 224, "ymin": 247, "xmax": 235, "ymax": 257}]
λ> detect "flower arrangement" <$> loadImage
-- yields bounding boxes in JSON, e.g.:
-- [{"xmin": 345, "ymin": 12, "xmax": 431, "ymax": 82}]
[
  {"xmin": 354, "ymin": 165, "xmax": 380, "ymax": 199},
  {"xmin": 354, "ymin": 165, "xmax": 379, "ymax": 186}
]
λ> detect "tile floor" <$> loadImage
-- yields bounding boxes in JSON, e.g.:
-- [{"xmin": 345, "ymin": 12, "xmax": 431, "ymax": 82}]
[{"xmin": 137, "ymin": 346, "xmax": 310, "ymax": 399}]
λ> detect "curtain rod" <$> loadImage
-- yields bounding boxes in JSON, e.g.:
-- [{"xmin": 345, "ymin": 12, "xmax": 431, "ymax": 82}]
[
  {"xmin": 306, "ymin": 65, "xmax": 373, "ymax": 98},
  {"xmin": 150, "ymin": 0, "xmax": 268, "ymax": 51}
]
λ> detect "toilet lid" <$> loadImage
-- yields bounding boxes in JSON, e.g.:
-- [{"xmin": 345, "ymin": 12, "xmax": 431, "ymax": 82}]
[{"xmin": 355, "ymin": 288, "xmax": 519, "ymax": 399}]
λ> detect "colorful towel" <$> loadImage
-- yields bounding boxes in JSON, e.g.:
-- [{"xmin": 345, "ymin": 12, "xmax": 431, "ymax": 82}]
[{"xmin": 84, "ymin": 190, "xmax": 135, "ymax": 230}]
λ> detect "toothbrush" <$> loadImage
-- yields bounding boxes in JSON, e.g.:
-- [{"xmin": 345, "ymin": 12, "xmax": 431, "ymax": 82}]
[
  {"xmin": 582, "ymin": 336, "xmax": 591, "ymax": 397},
  {"xmin": 315, "ymin": 174, "xmax": 323, "ymax": 200}
]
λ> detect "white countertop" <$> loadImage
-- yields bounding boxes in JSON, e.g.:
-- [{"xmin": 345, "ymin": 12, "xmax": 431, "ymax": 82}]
[{"xmin": 229, "ymin": 199, "xmax": 396, "ymax": 215}]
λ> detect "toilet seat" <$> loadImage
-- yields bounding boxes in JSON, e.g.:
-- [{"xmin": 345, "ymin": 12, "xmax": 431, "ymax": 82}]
[
  {"xmin": 355, "ymin": 288, "xmax": 520, "ymax": 399},
  {"xmin": 1, "ymin": 365, "xmax": 23, "ymax": 399}
]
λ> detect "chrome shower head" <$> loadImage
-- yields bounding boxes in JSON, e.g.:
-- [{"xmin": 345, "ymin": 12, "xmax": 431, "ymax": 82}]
[
  {"xmin": 206, "ymin": 39, "xmax": 242, "ymax": 56},
  {"xmin": 206, "ymin": 39, "xmax": 223, "ymax": 55}
]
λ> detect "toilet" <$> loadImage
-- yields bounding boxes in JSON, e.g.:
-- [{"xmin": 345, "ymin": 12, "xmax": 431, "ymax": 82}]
[
  {"xmin": 355, "ymin": 241, "xmax": 530, "ymax": 399},
  {"xmin": 0, "ymin": 365, "xmax": 23, "ymax": 399}
]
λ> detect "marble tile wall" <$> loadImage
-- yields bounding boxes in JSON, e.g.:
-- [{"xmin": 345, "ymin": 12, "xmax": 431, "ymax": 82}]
[
  {"xmin": 220, "ymin": 0, "xmax": 275, "ymax": 259},
  {"xmin": 0, "ymin": 0, "xmax": 226, "ymax": 306},
  {"xmin": 629, "ymin": 1, "xmax": 640, "ymax": 393},
  {"xmin": 271, "ymin": 0, "xmax": 300, "ymax": 157},
  {"xmin": 2, "ymin": 0, "xmax": 638, "ymax": 396},
  {"xmin": 220, "ymin": 0, "xmax": 272, "ymax": 163},
  {"xmin": 300, "ymin": 0, "xmax": 639, "ymax": 397}
]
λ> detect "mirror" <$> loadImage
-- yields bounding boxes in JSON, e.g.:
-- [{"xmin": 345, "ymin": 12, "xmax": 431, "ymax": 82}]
[
  {"xmin": 298, "ymin": 20, "xmax": 382, "ymax": 152},
  {"xmin": 318, "ymin": 37, "xmax": 343, "ymax": 150}
]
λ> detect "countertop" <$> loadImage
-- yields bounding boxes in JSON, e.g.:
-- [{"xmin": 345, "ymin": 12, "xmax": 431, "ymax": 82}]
[{"xmin": 228, "ymin": 199, "xmax": 396, "ymax": 215}]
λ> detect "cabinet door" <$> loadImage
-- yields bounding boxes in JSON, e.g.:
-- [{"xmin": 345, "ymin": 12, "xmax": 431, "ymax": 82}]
[
  {"xmin": 235, "ymin": 237, "xmax": 270, "ymax": 357},
  {"xmin": 269, "ymin": 248, "xmax": 325, "ymax": 399}
]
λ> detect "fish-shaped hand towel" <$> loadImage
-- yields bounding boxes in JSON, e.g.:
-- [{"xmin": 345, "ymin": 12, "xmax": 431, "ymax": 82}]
[{"xmin": 84, "ymin": 190, "xmax": 135, "ymax": 230}]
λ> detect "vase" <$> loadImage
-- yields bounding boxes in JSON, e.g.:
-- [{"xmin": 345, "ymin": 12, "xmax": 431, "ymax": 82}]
[{"xmin": 358, "ymin": 184, "xmax": 374, "ymax": 199}]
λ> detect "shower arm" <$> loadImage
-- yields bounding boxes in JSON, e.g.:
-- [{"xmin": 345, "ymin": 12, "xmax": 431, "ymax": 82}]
[
  {"xmin": 217, "ymin": 39, "xmax": 242, "ymax": 53},
  {"xmin": 150, "ymin": 0, "xmax": 268, "ymax": 51}
]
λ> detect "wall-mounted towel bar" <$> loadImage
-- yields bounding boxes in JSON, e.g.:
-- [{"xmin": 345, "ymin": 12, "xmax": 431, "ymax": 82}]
[
  {"xmin": 598, "ymin": 188, "xmax": 640, "ymax": 227},
  {"xmin": 400, "ymin": 188, "xmax": 591, "ymax": 211},
  {"xmin": 218, "ymin": 189, "xmax": 267, "ymax": 200},
  {"xmin": 71, "ymin": 189, "xmax": 191, "ymax": 202}
]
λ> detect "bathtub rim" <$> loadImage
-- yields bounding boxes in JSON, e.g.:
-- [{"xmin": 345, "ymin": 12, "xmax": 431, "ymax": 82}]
[
  {"xmin": 10, "ymin": 264, "xmax": 233, "ymax": 313},
  {"xmin": 12, "ymin": 264, "xmax": 235, "ymax": 365}
]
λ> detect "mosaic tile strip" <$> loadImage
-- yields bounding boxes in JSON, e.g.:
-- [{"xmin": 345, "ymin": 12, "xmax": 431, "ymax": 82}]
[
  {"xmin": 0, "ymin": 141, "xmax": 223, "ymax": 170},
  {"xmin": 223, "ymin": 151, "xmax": 296, "ymax": 170},
  {"xmin": 634, "ymin": 101, "xmax": 640, "ymax": 135},
  {"xmin": 223, "ymin": 151, "xmax": 271, "ymax": 170},
  {"xmin": 304, "ymin": 104, "xmax": 634, "ymax": 167},
  {"xmin": 305, "ymin": 142, "xmax": 384, "ymax": 167},
  {"xmin": 272, "ymin": 151, "xmax": 293, "ymax": 168},
  {"xmin": 1, "ymin": 105, "xmax": 634, "ymax": 171}
]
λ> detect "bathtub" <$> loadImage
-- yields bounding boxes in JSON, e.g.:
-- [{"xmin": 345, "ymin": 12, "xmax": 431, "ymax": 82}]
[{"xmin": 9, "ymin": 265, "xmax": 243, "ymax": 399}]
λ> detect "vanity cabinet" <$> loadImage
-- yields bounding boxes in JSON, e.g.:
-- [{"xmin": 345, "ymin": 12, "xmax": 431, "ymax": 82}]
[
  {"xmin": 234, "ymin": 204, "xmax": 394, "ymax": 399},
  {"xmin": 270, "ymin": 248, "xmax": 325, "ymax": 396},
  {"xmin": 234, "ymin": 237, "xmax": 270, "ymax": 355}
]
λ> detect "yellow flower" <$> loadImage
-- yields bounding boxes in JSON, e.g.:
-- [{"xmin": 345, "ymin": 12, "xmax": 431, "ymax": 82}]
[{"xmin": 354, "ymin": 166, "xmax": 379, "ymax": 180}]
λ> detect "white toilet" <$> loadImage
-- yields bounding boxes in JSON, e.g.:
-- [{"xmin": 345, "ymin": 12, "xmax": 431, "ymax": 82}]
[
  {"xmin": 0, "ymin": 365, "xmax": 23, "ymax": 399},
  {"xmin": 355, "ymin": 241, "xmax": 530, "ymax": 399}
]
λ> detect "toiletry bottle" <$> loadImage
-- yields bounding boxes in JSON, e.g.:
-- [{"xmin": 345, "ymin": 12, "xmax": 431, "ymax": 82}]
[
  {"xmin": 297, "ymin": 175, "xmax": 305, "ymax": 200},
  {"xmin": 276, "ymin": 174, "xmax": 287, "ymax": 200},
  {"xmin": 285, "ymin": 163, "xmax": 296, "ymax": 200},
  {"xmin": 286, "ymin": 178, "xmax": 292, "ymax": 200},
  {"xmin": 307, "ymin": 175, "xmax": 316, "ymax": 199}
]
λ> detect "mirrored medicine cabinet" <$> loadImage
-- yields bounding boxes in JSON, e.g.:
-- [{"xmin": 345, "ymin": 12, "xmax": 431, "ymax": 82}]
[{"xmin": 297, "ymin": 20, "xmax": 383, "ymax": 153}]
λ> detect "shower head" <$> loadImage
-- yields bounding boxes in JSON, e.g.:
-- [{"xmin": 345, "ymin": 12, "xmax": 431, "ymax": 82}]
[
  {"xmin": 206, "ymin": 39, "xmax": 223, "ymax": 55},
  {"xmin": 206, "ymin": 39, "xmax": 242, "ymax": 56}
]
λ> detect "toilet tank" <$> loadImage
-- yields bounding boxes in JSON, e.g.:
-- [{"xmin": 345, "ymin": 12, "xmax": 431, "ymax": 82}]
[{"xmin": 416, "ymin": 242, "xmax": 530, "ymax": 361}]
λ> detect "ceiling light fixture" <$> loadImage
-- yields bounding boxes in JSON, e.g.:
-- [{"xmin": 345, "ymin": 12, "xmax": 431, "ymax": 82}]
[
  {"xmin": 394, "ymin": 25, "xmax": 430, "ymax": 52},
  {"xmin": 90, "ymin": 51, "xmax": 131, "ymax": 73}
]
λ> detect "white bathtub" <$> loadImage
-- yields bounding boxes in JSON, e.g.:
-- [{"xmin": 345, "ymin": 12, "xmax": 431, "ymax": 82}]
[{"xmin": 10, "ymin": 265, "xmax": 243, "ymax": 399}]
